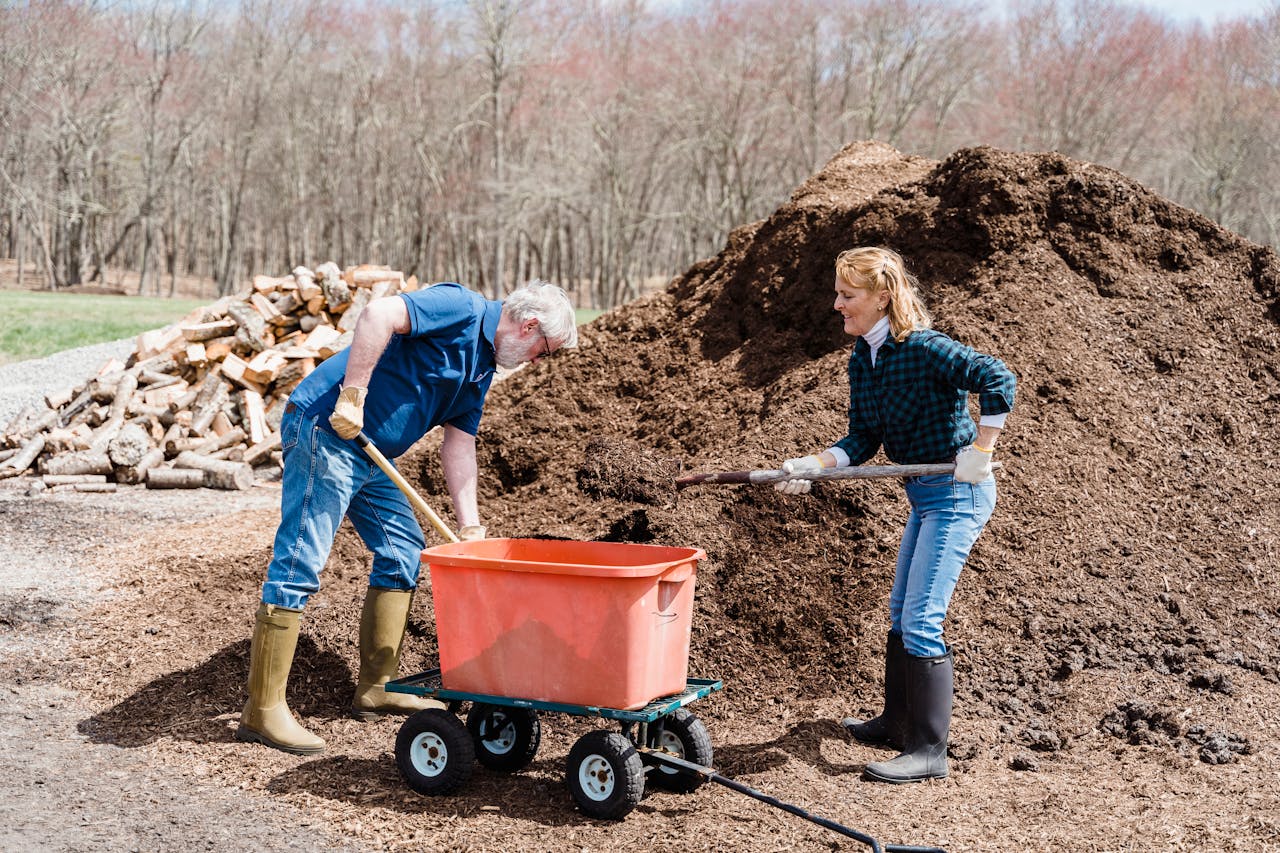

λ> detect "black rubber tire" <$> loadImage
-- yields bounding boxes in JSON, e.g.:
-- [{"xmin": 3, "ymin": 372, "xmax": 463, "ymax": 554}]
[
  {"xmin": 566, "ymin": 730, "xmax": 645, "ymax": 820},
  {"xmin": 646, "ymin": 708, "xmax": 713, "ymax": 793},
  {"xmin": 466, "ymin": 703, "xmax": 541, "ymax": 772},
  {"xmin": 395, "ymin": 708, "xmax": 475, "ymax": 796}
]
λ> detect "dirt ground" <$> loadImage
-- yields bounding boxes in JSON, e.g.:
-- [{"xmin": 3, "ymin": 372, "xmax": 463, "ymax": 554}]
[{"xmin": 3, "ymin": 141, "xmax": 1280, "ymax": 851}]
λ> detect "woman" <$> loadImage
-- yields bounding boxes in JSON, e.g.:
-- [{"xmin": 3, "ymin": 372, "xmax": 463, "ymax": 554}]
[{"xmin": 776, "ymin": 246, "xmax": 1015, "ymax": 784}]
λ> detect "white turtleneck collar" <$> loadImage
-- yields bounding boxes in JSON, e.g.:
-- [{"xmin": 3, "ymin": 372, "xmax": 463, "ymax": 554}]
[{"xmin": 864, "ymin": 315, "xmax": 890, "ymax": 366}]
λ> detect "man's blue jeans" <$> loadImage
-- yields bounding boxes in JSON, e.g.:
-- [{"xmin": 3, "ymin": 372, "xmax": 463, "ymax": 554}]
[
  {"xmin": 888, "ymin": 474, "xmax": 996, "ymax": 658},
  {"xmin": 260, "ymin": 409, "xmax": 425, "ymax": 610}
]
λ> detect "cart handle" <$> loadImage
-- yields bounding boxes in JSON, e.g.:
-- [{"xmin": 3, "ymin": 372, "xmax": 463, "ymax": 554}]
[{"xmin": 638, "ymin": 748, "xmax": 947, "ymax": 853}]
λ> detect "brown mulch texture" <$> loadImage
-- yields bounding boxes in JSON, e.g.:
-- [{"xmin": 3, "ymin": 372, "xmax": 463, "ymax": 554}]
[{"xmin": 31, "ymin": 140, "xmax": 1280, "ymax": 850}]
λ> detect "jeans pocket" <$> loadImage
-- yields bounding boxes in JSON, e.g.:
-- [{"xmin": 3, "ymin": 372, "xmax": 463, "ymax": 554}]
[{"xmin": 280, "ymin": 410, "xmax": 303, "ymax": 451}]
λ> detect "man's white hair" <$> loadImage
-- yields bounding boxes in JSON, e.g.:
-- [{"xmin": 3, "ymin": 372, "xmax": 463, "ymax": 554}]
[{"xmin": 503, "ymin": 279, "xmax": 578, "ymax": 348}]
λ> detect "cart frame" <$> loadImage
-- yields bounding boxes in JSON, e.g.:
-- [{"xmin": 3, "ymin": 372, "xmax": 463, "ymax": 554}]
[{"xmin": 386, "ymin": 669, "xmax": 945, "ymax": 853}]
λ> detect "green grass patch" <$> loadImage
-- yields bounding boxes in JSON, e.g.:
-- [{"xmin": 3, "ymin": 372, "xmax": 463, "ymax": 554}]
[
  {"xmin": 0, "ymin": 294, "xmax": 606, "ymax": 367},
  {"xmin": 0, "ymin": 291, "xmax": 207, "ymax": 366},
  {"xmin": 576, "ymin": 308, "xmax": 605, "ymax": 325}
]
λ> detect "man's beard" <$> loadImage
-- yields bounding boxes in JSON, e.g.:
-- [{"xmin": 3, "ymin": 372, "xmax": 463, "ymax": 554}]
[{"xmin": 494, "ymin": 334, "xmax": 540, "ymax": 370}]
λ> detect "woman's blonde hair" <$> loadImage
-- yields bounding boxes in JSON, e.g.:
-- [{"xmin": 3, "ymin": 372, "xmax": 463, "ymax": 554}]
[{"xmin": 834, "ymin": 247, "xmax": 931, "ymax": 341}]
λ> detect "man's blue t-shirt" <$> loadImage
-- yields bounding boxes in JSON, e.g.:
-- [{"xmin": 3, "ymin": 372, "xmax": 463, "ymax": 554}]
[{"xmin": 288, "ymin": 283, "xmax": 500, "ymax": 457}]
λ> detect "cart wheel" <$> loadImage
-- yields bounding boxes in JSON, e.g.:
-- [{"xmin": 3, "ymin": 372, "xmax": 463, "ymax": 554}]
[
  {"xmin": 566, "ymin": 730, "xmax": 645, "ymax": 820},
  {"xmin": 395, "ymin": 708, "xmax": 475, "ymax": 796},
  {"xmin": 646, "ymin": 708, "xmax": 713, "ymax": 793},
  {"xmin": 466, "ymin": 703, "xmax": 541, "ymax": 772}
]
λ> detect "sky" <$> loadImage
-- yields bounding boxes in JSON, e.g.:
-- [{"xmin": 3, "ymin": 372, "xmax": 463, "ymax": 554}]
[{"xmin": 1135, "ymin": 0, "xmax": 1276, "ymax": 24}]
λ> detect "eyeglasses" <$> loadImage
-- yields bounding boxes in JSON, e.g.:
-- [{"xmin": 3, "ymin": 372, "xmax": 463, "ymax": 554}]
[{"xmin": 539, "ymin": 331, "xmax": 554, "ymax": 361}]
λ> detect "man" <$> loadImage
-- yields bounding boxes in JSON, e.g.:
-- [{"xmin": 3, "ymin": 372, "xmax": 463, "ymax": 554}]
[{"xmin": 236, "ymin": 279, "xmax": 577, "ymax": 755}]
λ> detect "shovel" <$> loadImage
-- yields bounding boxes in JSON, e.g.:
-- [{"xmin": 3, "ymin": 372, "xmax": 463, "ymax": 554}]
[
  {"xmin": 676, "ymin": 461, "xmax": 1002, "ymax": 489},
  {"xmin": 353, "ymin": 431, "xmax": 460, "ymax": 543}
]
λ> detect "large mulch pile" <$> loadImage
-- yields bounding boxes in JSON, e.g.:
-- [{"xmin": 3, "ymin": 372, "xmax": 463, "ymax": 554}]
[{"xmin": 47, "ymin": 140, "xmax": 1280, "ymax": 850}]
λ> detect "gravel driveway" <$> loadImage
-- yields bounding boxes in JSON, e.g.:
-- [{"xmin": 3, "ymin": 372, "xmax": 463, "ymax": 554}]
[{"xmin": 0, "ymin": 343, "xmax": 359, "ymax": 852}]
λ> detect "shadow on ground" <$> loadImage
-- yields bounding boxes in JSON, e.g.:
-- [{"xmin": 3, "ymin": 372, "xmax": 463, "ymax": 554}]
[{"xmin": 77, "ymin": 638, "xmax": 353, "ymax": 747}]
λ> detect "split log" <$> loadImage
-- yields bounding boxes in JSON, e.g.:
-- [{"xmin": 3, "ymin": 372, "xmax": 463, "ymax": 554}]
[
  {"xmin": 244, "ymin": 432, "xmax": 282, "ymax": 467},
  {"xmin": 57, "ymin": 388, "xmax": 94, "ymax": 427},
  {"xmin": 181, "ymin": 319, "xmax": 238, "ymax": 342},
  {"xmin": 107, "ymin": 422, "xmax": 154, "ymax": 468},
  {"xmin": 195, "ymin": 426, "xmax": 246, "ymax": 454},
  {"xmin": 209, "ymin": 410, "xmax": 234, "ymax": 437},
  {"xmin": 45, "ymin": 388, "xmax": 75, "ymax": 410},
  {"xmin": 204, "ymin": 338, "xmax": 234, "ymax": 362},
  {"xmin": 90, "ymin": 371, "xmax": 138, "ymax": 453},
  {"xmin": 173, "ymin": 450, "xmax": 253, "ymax": 490},
  {"xmin": 146, "ymin": 467, "xmax": 205, "ymax": 489},
  {"xmin": 318, "ymin": 331, "xmax": 352, "ymax": 359},
  {"xmin": 208, "ymin": 446, "xmax": 246, "ymax": 462},
  {"xmin": 42, "ymin": 474, "xmax": 108, "ymax": 486},
  {"xmin": 0, "ymin": 447, "xmax": 17, "ymax": 464},
  {"xmin": 135, "ymin": 325, "xmax": 185, "ymax": 361},
  {"xmin": 226, "ymin": 300, "xmax": 270, "ymax": 353},
  {"xmin": 220, "ymin": 354, "xmax": 267, "ymax": 395},
  {"xmin": 268, "ymin": 291, "xmax": 301, "ymax": 319},
  {"xmin": 250, "ymin": 292, "xmax": 282, "ymax": 323},
  {"xmin": 294, "ymin": 267, "xmax": 321, "ymax": 302},
  {"xmin": 74, "ymin": 483, "xmax": 118, "ymax": 493},
  {"xmin": 165, "ymin": 437, "xmax": 203, "ymax": 457},
  {"xmin": 40, "ymin": 450, "xmax": 112, "ymax": 477},
  {"xmin": 168, "ymin": 389, "xmax": 198, "ymax": 415},
  {"xmin": 116, "ymin": 447, "xmax": 164, "ymax": 485},
  {"xmin": 0, "ymin": 435, "xmax": 45, "ymax": 477},
  {"xmin": 240, "ymin": 389, "xmax": 268, "ymax": 444},
  {"xmin": 96, "ymin": 357, "xmax": 127, "ymax": 376},
  {"xmin": 49, "ymin": 482, "xmax": 117, "ymax": 493},
  {"xmin": 336, "ymin": 287, "xmax": 372, "ymax": 332},
  {"xmin": 138, "ymin": 369, "xmax": 182, "ymax": 389},
  {"xmin": 244, "ymin": 349, "xmax": 287, "ymax": 385},
  {"xmin": 190, "ymin": 382, "xmax": 229, "ymax": 436},
  {"xmin": 129, "ymin": 354, "xmax": 179, "ymax": 378},
  {"xmin": 43, "ymin": 426, "xmax": 92, "ymax": 454},
  {"xmin": 183, "ymin": 342, "xmax": 208, "ymax": 366},
  {"xmin": 317, "ymin": 262, "xmax": 352, "ymax": 312}
]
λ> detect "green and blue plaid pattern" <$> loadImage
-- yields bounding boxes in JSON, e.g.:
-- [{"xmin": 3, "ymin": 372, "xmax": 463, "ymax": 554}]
[{"xmin": 833, "ymin": 329, "xmax": 1016, "ymax": 465}]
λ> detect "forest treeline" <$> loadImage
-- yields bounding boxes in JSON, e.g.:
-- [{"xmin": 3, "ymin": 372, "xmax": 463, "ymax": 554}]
[{"xmin": 1, "ymin": 0, "xmax": 1277, "ymax": 308}]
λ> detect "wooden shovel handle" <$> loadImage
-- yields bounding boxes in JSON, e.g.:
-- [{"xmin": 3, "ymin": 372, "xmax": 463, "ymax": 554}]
[
  {"xmin": 675, "ymin": 461, "xmax": 1002, "ymax": 489},
  {"xmin": 354, "ymin": 432, "xmax": 460, "ymax": 543}
]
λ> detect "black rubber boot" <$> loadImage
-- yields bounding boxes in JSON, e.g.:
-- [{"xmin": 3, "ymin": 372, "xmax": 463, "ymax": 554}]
[
  {"xmin": 863, "ymin": 650, "xmax": 952, "ymax": 784},
  {"xmin": 842, "ymin": 631, "xmax": 907, "ymax": 749}
]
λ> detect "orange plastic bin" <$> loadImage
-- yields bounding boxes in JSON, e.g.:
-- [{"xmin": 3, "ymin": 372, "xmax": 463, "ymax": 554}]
[{"xmin": 422, "ymin": 538, "xmax": 704, "ymax": 711}]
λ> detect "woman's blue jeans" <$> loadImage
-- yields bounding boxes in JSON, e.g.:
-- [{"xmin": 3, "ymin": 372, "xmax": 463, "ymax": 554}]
[
  {"xmin": 260, "ymin": 409, "xmax": 425, "ymax": 611},
  {"xmin": 888, "ymin": 473, "xmax": 996, "ymax": 658}
]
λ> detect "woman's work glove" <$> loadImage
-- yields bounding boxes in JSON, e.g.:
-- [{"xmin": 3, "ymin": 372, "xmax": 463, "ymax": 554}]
[
  {"xmin": 329, "ymin": 386, "xmax": 367, "ymax": 439},
  {"xmin": 774, "ymin": 454, "xmax": 825, "ymax": 495},
  {"xmin": 458, "ymin": 525, "xmax": 487, "ymax": 541},
  {"xmin": 954, "ymin": 444, "xmax": 993, "ymax": 483}
]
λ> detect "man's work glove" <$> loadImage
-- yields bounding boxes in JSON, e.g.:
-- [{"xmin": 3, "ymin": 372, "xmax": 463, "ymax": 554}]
[
  {"xmin": 458, "ymin": 525, "xmax": 487, "ymax": 541},
  {"xmin": 329, "ymin": 386, "xmax": 367, "ymax": 439},
  {"xmin": 954, "ymin": 444, "xmax": 993, "ymax": 483},
  {"xmin": 774, "ymin": 454, "xmax": 825, "ymax": 495}
]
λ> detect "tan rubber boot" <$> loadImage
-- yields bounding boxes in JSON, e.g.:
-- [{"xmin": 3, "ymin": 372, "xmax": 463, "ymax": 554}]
[
  {"xmin": 235, "ymin": 603, "xmax": 325, "ymax": 755},
  {"xmin": 351, "ymin": 587, "xmax": 446, "ymax": 720}
]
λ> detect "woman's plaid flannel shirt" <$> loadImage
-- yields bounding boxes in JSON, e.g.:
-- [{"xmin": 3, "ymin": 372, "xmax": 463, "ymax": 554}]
[{"xmin": 833, "ymin": 329, "xmax": 1016, "ymax": 466}]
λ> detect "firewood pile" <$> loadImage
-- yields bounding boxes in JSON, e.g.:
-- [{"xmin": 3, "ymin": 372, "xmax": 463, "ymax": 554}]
[{"xmin": 0, "ymin": 262, "xmax": 415, "ymax": 493}]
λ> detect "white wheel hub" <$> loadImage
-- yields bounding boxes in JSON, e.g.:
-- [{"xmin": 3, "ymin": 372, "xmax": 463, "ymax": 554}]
[
  {"xmin": 481, "ymin": 715, "xmax": 516, "ymax": 755},
  {"xmin": 409, "ymin": 731, "xmax": 449, "ymax": 778},
  {"xmin": 578, "ymin": 754, "xmax": 615, "ymax": 801},
  {"xmin": 656, "ymin": 729, "xmax": 684, "ymax": 775}
]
